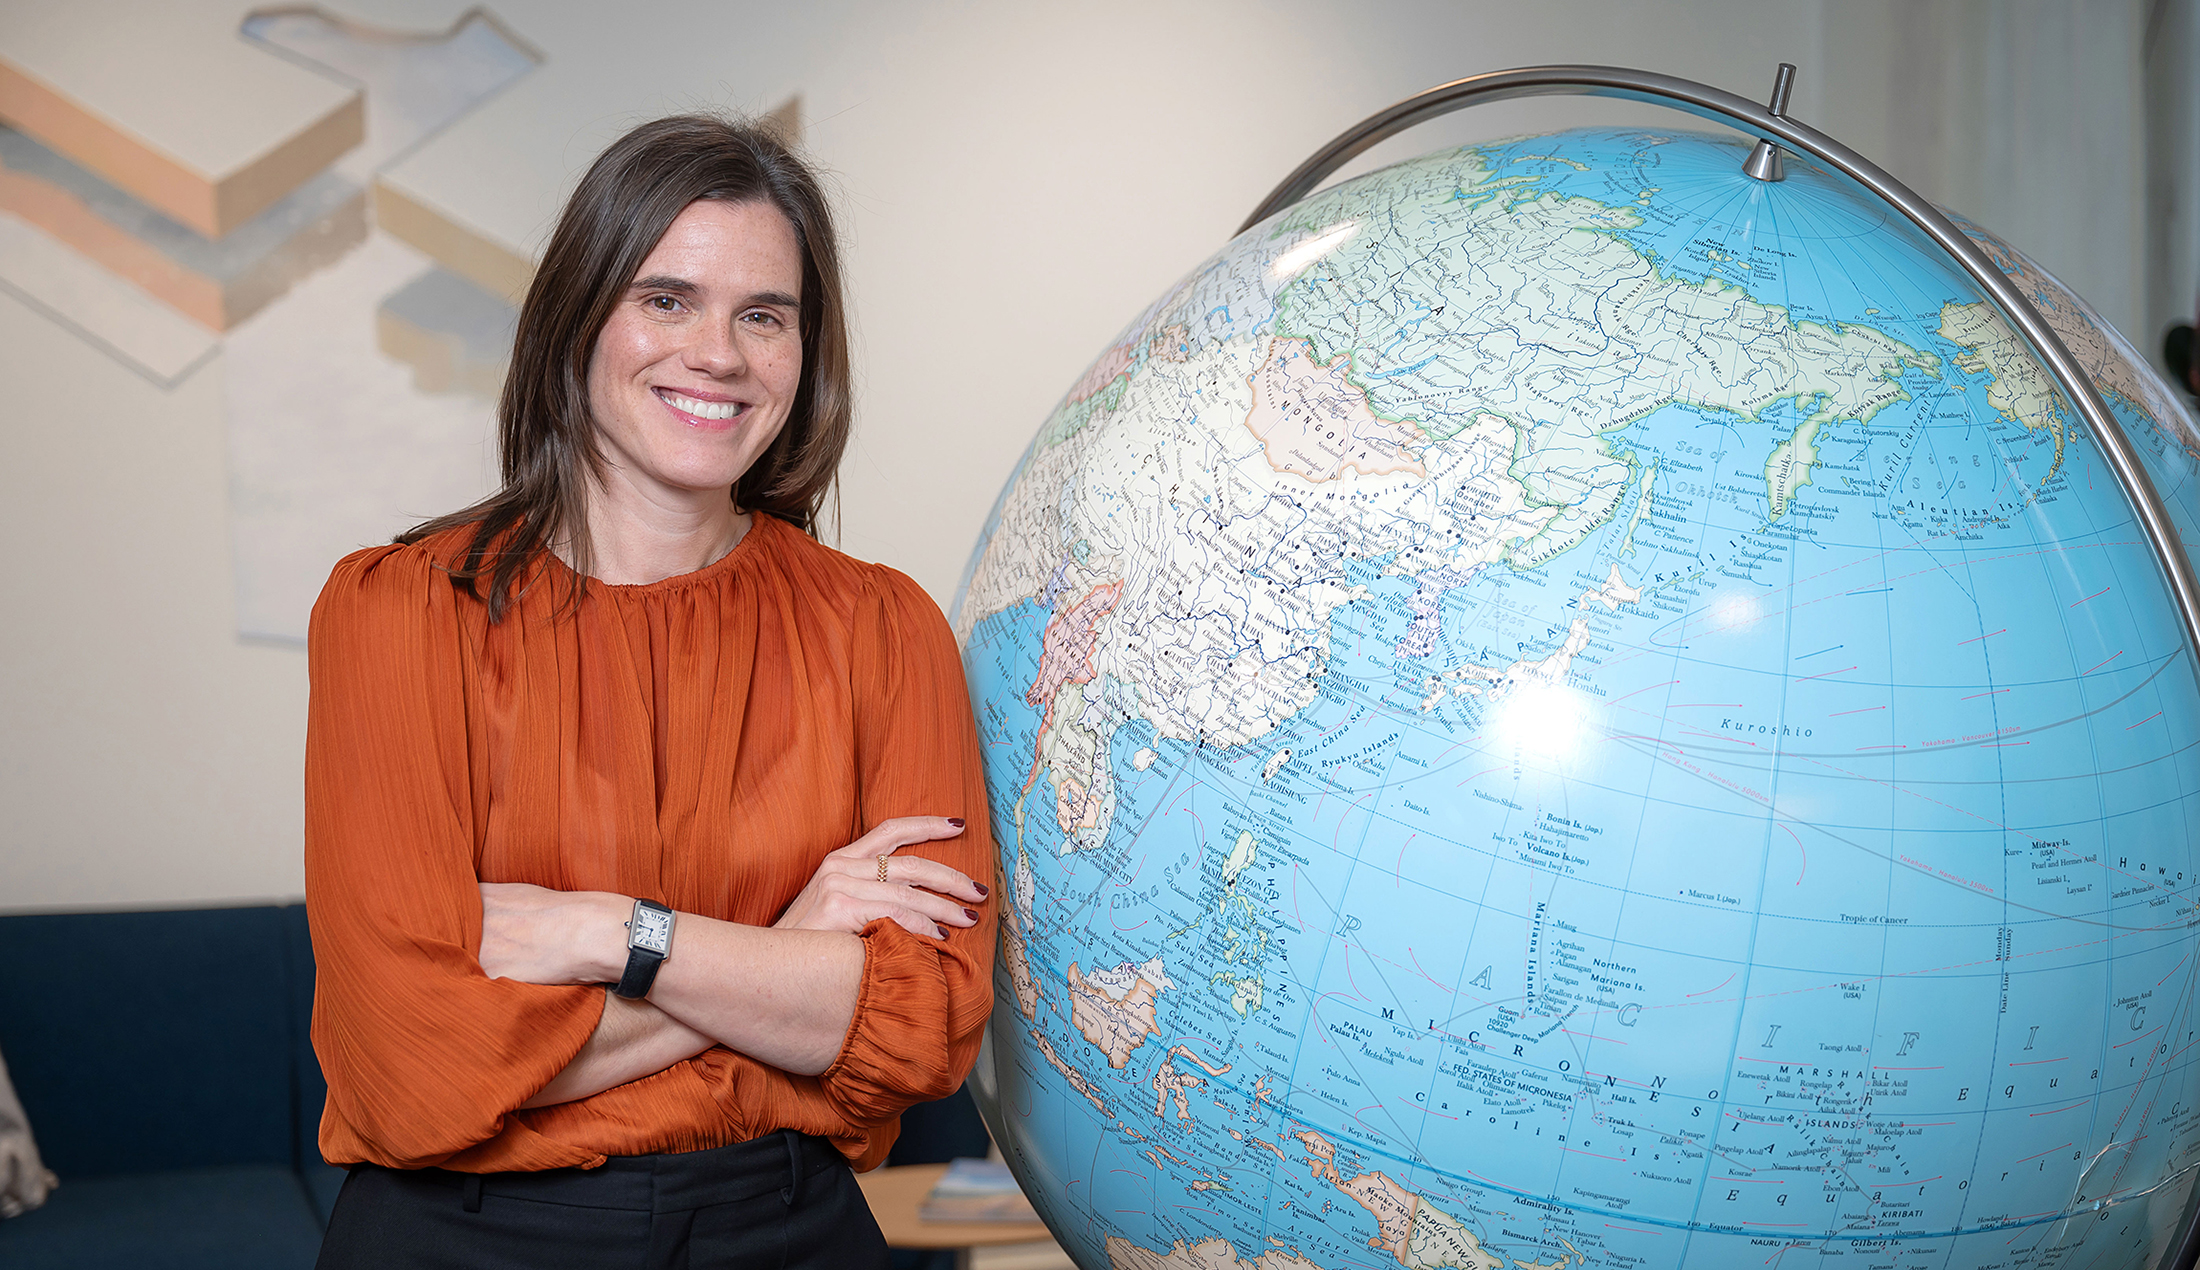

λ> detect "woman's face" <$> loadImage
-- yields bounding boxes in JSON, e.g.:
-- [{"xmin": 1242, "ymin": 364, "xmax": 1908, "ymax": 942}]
[{"xmin": 586, "ymin": 199, "xmax": 804, "ymax": 508}]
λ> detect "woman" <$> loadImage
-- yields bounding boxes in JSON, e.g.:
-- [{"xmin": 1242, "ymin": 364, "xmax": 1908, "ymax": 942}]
[{"xmin": 306, "ymin": 115, "xmax": 994, "ymax": 1267}]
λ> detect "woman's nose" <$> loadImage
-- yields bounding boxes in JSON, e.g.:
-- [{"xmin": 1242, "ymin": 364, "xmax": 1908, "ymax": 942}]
[{"xmin": 686, "ymin": 319, "xmax": 748, "ymax": 377}]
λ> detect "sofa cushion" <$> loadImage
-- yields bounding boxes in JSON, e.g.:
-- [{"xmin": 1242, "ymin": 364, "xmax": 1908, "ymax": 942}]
[
  {"xmin": 279, "ymin": 904, "xmax": 334, "ymax": 1183},
  {"xmin": 0, "ymin": 1165, "xmax": 324, "ymax": 1269},
  {"xmin": 0, "ymin": 907, "xmax": 302, "ymax": 1177},
  {"xmin": 304, "ymin": 1161, "xmax": 347, "ymax": 1225}
]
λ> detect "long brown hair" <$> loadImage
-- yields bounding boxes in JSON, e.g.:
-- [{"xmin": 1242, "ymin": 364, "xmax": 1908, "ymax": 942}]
[{"xmin": 400, "ymin": 114, "xmax": 852, "ymax": 620}]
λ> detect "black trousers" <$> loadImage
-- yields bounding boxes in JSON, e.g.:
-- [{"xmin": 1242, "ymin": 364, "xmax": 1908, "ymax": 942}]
[{"xmin": 315, "ymin": 1130, "xmax": 890, "ymax": 1270}]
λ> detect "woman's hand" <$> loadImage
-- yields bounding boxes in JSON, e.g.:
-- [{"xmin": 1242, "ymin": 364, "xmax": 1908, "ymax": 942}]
[
  {"xmin": 774, "ymin": 816, "xmax": 988, "ymax": 938},
  {"xmin": 479, "ymin": 882, "xmax": 631, "ymax": 984}
]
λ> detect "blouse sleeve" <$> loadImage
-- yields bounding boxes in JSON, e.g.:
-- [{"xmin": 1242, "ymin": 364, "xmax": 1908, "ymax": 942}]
[
  {"xmin": 305, "ymin": 545, "xmax": 607, "ymax": 1170},
  {"xmin": 814, "ymin": 568, "xmax": 999, "ymax": 1130}
]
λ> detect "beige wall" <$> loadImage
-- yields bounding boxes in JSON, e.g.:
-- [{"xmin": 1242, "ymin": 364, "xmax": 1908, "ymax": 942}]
[
  {"xmin": 0, "ymin": 288, "xmax": 308, "ymax": 909},
  {"xmin": 1817, "ymin": 0, "xmax": 2188, "ymax": 370},
  {"xmin": 5, "ymin": 0, "xmax": 2168, "ymax": 911}
]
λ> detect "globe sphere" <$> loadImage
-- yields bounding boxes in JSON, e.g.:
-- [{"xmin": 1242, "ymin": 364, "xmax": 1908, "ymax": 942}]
[{"xmin": 954, "ymin": 125, "xmax": 2200, "ymax": 1270}]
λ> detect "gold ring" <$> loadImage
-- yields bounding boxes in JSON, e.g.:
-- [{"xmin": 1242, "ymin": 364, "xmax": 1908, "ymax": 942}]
[{"xmin": 878, "ymin": 857, "xmax": 891, "ymax": 883}]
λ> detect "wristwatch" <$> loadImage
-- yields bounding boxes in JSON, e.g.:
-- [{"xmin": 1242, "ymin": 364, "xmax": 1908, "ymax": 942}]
[{"xmin": 614, "ymin": 898, "xmax": 675, "ymax": 999}]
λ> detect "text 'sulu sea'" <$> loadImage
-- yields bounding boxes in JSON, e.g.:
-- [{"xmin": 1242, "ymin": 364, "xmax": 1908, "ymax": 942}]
[{"xmin": 954, "ymin": 121, "xmax": 2200, "ymax": 1270}]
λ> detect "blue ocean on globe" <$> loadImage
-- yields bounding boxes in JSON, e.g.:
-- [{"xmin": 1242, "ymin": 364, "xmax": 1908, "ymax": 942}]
[{"xmin": 952, "ymin": 126, "xmax": 2200, "ymax": 1270}]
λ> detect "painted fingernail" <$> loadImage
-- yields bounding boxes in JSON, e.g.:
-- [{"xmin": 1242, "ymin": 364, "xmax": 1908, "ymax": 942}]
[
  {"xmin": 947, "ymin": 817, "xmax": 965, "ymax": 829},
  {"xmin": 964, "ymin": 908, "xmax": 980, "ymax": 922},
  {"xmin": 974, "ymin": 882, "xmax": 990, "ymax": 897}
]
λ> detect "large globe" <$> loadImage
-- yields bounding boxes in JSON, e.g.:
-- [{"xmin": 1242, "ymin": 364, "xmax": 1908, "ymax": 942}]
[{"xmin": 952, "ymin": 125, "xmax": 2200, "ymax": 1270}]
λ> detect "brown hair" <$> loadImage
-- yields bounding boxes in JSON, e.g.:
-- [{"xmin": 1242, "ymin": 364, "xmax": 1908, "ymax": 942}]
[{"xmin": 400, "ymin": 113, "xmax": 852, "ymax": 619}]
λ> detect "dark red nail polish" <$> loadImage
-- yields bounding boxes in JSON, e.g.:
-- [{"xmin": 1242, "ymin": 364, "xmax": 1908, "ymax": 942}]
[
  {"xmin": 975, "ymin": 882, "xmax": 990, "ymax": 897},
  {"xmin": 964, "ymin": 908, "xmax": 980, "ymax": 922},
  {"xmin": 947, "ymin": 817, "xmax": 965, "ymax": 829}
]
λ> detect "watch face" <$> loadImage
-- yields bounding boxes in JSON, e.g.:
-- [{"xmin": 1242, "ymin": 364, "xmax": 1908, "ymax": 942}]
[{"xmin": 632, "ymin": 905, "xmax": 672, "ymax": 954}]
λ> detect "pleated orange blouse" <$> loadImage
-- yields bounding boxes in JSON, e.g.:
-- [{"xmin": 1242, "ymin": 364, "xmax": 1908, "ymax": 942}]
[{"xmin": 303, "ymin": 513, "xmax": 995, "ymax": 1174}]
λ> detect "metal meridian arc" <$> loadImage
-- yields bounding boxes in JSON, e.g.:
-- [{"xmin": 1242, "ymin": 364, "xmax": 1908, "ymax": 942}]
[{"xmin": 1237, "ymin": 63, "xmax": 2200, "ymax": 693}]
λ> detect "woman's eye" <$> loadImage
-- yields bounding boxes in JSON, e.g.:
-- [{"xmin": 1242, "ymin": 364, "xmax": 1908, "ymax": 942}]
[{"xmin": 648, "ymin": 295, "xmax": 683, "ymax": 313}]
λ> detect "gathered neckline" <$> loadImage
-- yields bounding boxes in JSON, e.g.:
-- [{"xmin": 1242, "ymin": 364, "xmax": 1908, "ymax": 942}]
[{"xmin": 548, "ymin": 512, "xmax": 784, "ymax": 596}]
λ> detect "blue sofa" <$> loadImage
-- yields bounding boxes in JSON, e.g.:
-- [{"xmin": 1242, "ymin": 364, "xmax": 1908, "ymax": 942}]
[
  {"xmin": 0, "ymin": 904, "xmax": 340, "ymax": 1269},
  {"xmin": 0, "ymin": 903, "xmax": 996, "ymax": 1269}
]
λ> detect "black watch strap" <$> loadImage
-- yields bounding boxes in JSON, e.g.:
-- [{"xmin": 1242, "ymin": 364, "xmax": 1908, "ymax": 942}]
[
  {"xmin": 613, "ymin": 899, "xmax": 674, "ymax": 1000},
  {"xmin": 613, "ymin": 944, "xmax": 665, "ymax": 999}
]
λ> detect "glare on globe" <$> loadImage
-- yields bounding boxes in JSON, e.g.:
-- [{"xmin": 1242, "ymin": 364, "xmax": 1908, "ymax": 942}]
[{"xmin": 953, "ymin": 122, "xmax": 2200, "ymax": 1270}]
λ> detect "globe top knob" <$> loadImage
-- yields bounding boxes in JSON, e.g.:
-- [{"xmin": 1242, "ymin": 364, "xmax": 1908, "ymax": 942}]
[{"xmin": 1741, "ymin": 62, "xmax": 1796, "ymax": 182}]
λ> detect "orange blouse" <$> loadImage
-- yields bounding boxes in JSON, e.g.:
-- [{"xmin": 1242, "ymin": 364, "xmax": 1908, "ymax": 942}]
[{"xmin": 303, "ymin": 514, "xmax": 995, "ymax": 1174}]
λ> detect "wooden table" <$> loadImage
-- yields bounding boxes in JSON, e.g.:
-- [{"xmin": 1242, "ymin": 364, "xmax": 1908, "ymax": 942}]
[{"xmin": 856, "ymin": 1161, "xmax": 1057, "ymax": 1268}]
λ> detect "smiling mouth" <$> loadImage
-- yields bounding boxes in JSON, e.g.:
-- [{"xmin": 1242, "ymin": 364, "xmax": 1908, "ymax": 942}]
[{"xmin": 657, "ymin": 388, "xmax": 747, "ymax": 421}]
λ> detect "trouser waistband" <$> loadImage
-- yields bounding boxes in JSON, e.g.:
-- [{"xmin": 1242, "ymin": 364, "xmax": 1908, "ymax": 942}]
[{"xmin": 399, "ymin": 1129, "xmax": 847, "ymax": 1214}]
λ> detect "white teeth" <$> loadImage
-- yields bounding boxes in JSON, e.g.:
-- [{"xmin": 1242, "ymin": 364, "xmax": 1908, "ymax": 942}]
[{"xmin": 660, "ymin": 390, "xmax": 743, "ymax": 420}]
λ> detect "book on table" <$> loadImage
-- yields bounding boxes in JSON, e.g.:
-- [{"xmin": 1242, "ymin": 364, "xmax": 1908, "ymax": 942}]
[{"xmin": 918, "ymin": 1158, "xmax": 1041, "ymax": 1223}]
